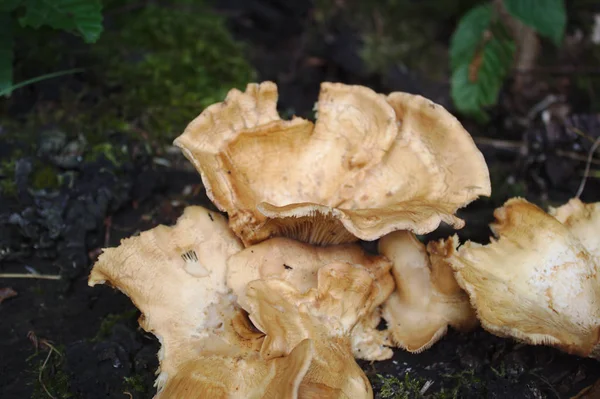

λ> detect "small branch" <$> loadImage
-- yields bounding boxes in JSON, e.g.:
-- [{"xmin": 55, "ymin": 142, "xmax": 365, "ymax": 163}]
[
  {"xmin": 515, "ymin": 66, "xmax": 600, "ymax": 75},
  {"xmin": 555, "ymin": 150, "xmax": 600, "ymax": 166},
  {"xmin": 0, "ymin": 273, "xmax": 61, "ymax": 280},
  {"xmin": 473, "ymin": 137, "xmax": 525, "ymax": 151},
  {"xmin": 576, "ymin": 135, "xmax": 600, "ymax": 198}
]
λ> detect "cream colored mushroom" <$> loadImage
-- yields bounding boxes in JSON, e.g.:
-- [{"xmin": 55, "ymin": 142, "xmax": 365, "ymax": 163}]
[
  {"xmin": 226, "ymin": 236, "xmax": 395, "ymax": 360},
  {"xmin": 245, "ymin": 262, "xmax": 379, "ymax": 398},
  {"xmin": 88, "ymin": 206, "xmax": 314, "ymax": 398},
  {"xmin": 549, "ymin": 197, "xmax": 600, "ymax": 260},
  {"xmin": 378, "ymin": 231, "xmax": 477, "ymax": 353},
  {"xmin": 445, "ymin": 197, "xmax": 600, "ymax": 358},
  {"xmin": 174, "ymin": 81, "xmax": 491, "ymax": 246}
]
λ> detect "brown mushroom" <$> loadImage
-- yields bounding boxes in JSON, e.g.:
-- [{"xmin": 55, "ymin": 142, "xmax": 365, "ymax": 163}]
[
  {"xmin": 174, "ymin": 81, "xmax": 490, "ymax": 246},
  {"xmin": 445, "ymin": 198, "xmax": 600, "ymax": 358},
  {"xmin": 378, "ymin": 231, "xmax": 477, "ymax": 353},
  {"xmin": 227, "ymin": 236, "xmax": 395, "ymax": 361},
  {"xmin": 88, "ymin": 206, "xmax": 315, "ymax": 398},
  {"xmin": 245, "ymin": 262, "xmax": 379, "ymax": 398}
]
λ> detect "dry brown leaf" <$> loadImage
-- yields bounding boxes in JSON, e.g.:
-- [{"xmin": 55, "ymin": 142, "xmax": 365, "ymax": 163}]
[{"xmin": 0, "ymin": 287, "xmax": 17, "ymax": 304}]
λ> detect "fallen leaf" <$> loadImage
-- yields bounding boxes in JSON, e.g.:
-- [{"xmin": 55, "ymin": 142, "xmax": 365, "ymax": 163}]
[{"xmin": 0, "ymin": 287, "xmax": 17, "ymax": 304}]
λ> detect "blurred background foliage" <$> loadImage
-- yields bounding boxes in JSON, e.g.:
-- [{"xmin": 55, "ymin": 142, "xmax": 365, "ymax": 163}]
[
  {"xmin": 2, "ymin": 0, "xmax": 600, "ymax": 144},
  {"xmin": 1, "ymin": 0, "xmax": 255, "ymax": 144}
]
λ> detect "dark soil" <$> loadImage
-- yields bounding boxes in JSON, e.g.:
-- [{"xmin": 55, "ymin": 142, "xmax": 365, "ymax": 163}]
[{"xmin": 2, "ymin": 1, "xmax": 600, "ymax": 398}]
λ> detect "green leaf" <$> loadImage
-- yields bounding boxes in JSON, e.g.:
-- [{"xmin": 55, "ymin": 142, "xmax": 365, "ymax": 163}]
[
  {"xmin": 19, "ymin": 0, "xmax": 103, "ymax": 43},
  {"xmin": 0, "ymin": 0, "xmax": 23, "ymax": 12},
  {"xmin": 0, "ymin": 13, "xmax": 14, "ymax": 95},
  {"xmin": 451, "ymin": 34, "xmax": 516, "ymax": 122},
  {"xmin": 504, "ymin": 0, "xmax": 566, "ymax": 45},
  {"xmin": 449, "ymin": 4, "xmax": 493, "ymax": 71}
]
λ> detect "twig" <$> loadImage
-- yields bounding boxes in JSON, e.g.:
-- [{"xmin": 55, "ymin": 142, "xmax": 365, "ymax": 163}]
[
  {"xmin": 529, "ymin": 371, "xmax": 561, "ymax": 399},
  {"xmin": 515, "ymin": 66, "xmax": 600, "ymax": 75},
  {"xmin": 568, "ymin": 126, "xmax": 597, "ymax": 144},
  {"xmin": 473, "ymin": 137, "xmax": 525, "ymax": 151},
  {"xmin": 576, "ymin": 135, "xmax": 600, "ymax": 198},
  {"xmin": 0, "ymin": 273, "xmax": 61, "ymax": 280},
  {"xmin": 555, "ymin": 149, "xmax": 600, "ymax": 166}
]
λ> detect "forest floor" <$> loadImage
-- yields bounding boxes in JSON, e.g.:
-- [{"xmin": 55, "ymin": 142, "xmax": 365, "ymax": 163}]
[{"xmin": 2, "ymin": 1, "xmax": 600, "ymax": 398}]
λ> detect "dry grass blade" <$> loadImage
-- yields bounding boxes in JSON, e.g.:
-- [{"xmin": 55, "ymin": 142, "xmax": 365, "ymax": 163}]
[
  {"xmin": 0, "ymin": 273, "xmax": 61, "ymax": 280},
  {"xmin": 38, "ymin": 340, "xmax": 63, "ymax": 399}
]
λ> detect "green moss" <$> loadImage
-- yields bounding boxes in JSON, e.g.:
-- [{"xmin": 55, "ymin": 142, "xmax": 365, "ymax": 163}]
[
  {"xmin": 124, "ymin": 374, "xmax": 147, "ymax": 394},
  {"xmin": 84, "ymin": 142, "xmax": 124, "ymax": 165},
  {"xmin": 2, "ymin": 0, "xmax": 255, "ymax": 146},
  {"xmin": 31, "ymin": 164, "xmax": 60, "ymax": 190},
  {"xmin": 377, "ymin": 373, "xmax": 429, "ymax": 399},
  {"xmin": 92, "ymin": 309, "xmax": 139, "ymax": 342},
  {"xmin": 433, "ymin": 369, "xmax": 485, "ymax": 399},
  {"xmin": 28, "ymin": 345, "xmax": 74, "ymax": 399},
  {"xmin": 90, "ymin": 0, "xmax": 256, "ymax": 142},
  {"xmin": 0, "ymin": 148, "xmax": 24, "ymax": 197}
]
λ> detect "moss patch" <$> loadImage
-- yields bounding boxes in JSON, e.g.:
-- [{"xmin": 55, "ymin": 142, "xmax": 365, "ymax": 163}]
[
  {"xmin": 2, "ymin": 0, "xmax": 255, "ymax": 146},
  {"xmin": 28, "ymin": 345, "xmax": 73, "ymax": 399},
  {"xmin": 92, "ymin": 309, "xmax": 139, "ymax": 342},
  {"xmin": 377, "ymin": 373, "xmax": 430, "ymax": 399},
  {"xmin": 123, "ymin": 374, "xmax": 147, "ymax": 394},
  {"xmin": 30, "ymin": 164, "xmax": 60, "ymax": 191}
]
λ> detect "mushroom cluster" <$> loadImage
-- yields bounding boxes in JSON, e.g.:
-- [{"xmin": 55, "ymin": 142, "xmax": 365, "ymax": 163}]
[{"xmin": 88, "ymin": 82, "xmax": 600, "ymax": 398}]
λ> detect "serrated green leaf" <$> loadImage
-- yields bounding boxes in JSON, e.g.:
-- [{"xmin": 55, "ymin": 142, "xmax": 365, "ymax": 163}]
[
  {"xmin": 504, "ymin": 0, "xmax": 566, "ymax": 45},
  {"xmin": 451, "ymin": 35, "xmax": 515, "ymax": 123},
  {"xmin": 449, "ymin": 4, "xmax": 493, "ymax": 71},
  {"xmin": 19, "ymin": 0, "xmax": 103, "ymax": 43},
  {"xmin": 0, "ymin": 13, "xmax": 14, "ymax": 96},
  {"xmin": 0, "ymin": 0, "xmax": 22, "ymax": 12}
]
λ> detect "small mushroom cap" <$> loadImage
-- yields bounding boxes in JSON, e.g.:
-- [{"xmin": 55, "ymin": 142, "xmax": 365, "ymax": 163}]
[
  {"xmin": 245, "ymin": 262, "xmax": 377, "ymax": 398},
  {"xmin": 227, "ymin": 237, "xmax": 395, "ymax": 360},
  {"xmin": 174, "ymin": 81, "xmax": 490, "ymax": 246},
  {"xmin": 88, "ymin": 207, "xmax": 244, "ymax": 380},
  {"xmin": 378, "ymin": 231, "xmax": 477, "ymax": 353},
  {"xmin": 88, "ymin": 206, "xmax": 318, "ymax": 398},
  {"xmin": 446, "ymin": 198, "xmax": 600, "ymax": 358}
]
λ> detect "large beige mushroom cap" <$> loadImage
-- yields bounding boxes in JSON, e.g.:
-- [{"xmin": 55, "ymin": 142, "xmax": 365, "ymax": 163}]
[
  {"xmin": 88, "ymin": 206, "xmax": 316, "ymax": 398},
  {"xmin": 227, "ymin": 237, "xmax": 395, "ymax": 361},
  {"xmin": 378, "ymin": 231, "xmax": 477, "ymax": 353},
  {"xmin": 174, "ymin": 81, "xmax": 491, "ymax": 246},
  {"xmin": 245, "ymin": 262, "xmax": 378, "ymax": 399},
  {"xmin": 446, "ymin": 198, "xmax": 600, "ymax": 358}
]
